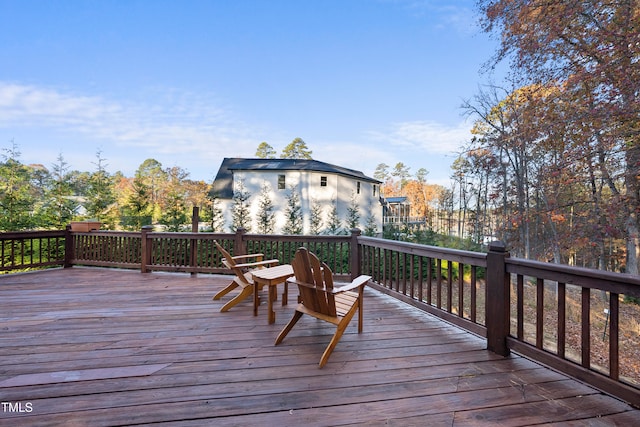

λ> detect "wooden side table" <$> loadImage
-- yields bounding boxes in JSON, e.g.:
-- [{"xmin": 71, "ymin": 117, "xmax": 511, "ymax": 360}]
[{"xmin": 251, "ymin": 264, "xmax": 294, "ymax": 324}]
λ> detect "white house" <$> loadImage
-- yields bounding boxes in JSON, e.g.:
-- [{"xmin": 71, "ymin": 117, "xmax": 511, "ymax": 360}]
[{"xmin": 211, "ymin": 158, "xmax": 382, "ymax": 234}]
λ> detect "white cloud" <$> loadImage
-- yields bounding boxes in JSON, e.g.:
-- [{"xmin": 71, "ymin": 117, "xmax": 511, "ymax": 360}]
[
  {"xmin": 313, "ymin": 141, "xmax": 391, "ymax": 176},
  {"xmin": 0, "ymin": 82, "xmax": 259, "ymax": 159},
  {"xmin": 0, "ymin": 83, "xmax": 119, "ymax": 126},
  {"xmin": 384, "ymin": 1, "xmax": 479, "ymax": 34},
  {"xmin": 309, "ymin": 120, "xmax": 470, "ymax": 185},
  {"xmin": 0, "ymin": 82, "xmax": 464, "ymax": 184},
  {"xmin": 367, "ymin": 120, "xmax": 472, "ymax": 155}
]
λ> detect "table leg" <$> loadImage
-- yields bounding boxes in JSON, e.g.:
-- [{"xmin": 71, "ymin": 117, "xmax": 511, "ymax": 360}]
[
  {"xmin": 253, "ymin": 282, "xmax": 259, "ymax": 317},
  {"xmin": 268, "ymin": 284, "xmax": 276, "ymax": 324},
  {"xmin": 282, "ymin": 281, "xmax": 288, "ymax": 306}
]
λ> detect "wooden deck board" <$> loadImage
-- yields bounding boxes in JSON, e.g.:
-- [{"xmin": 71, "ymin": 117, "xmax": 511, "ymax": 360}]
[{"xmin": 1, "ymin": 267, "xmax": 638, "ymax": 426}]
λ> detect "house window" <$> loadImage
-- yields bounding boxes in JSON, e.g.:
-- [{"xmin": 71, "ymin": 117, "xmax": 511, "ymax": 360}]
[
  {"xmin": 357, "ymin": 182, "xmax": 361, "ymax": 194},
  {"xmin": 278, "ymin": 175, "xmax": 286, "ymax": 190},
  {"xmin": 373, "ymin": 185, "xmax": 377, "ymax": 197},
  {"xmin": 320, "ymin": 176, "xmax": 327, "ymax": 187}
]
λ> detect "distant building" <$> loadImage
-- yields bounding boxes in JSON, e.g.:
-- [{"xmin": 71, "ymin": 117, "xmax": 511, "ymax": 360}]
[
  {"xmin": 211, "ymin": 158, "xmax": 382, "ymax": 234},
  {"xmin": 382, "ymin": 196, "xmax": 411, "ymax": 224},
  {"xmin": 382, "ymin": 196, "xmax": 426, "ymax": 226}
]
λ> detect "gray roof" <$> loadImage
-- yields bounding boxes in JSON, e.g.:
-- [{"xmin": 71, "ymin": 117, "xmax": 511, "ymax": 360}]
[
  {"xmin": 211, "ymin": 158, "xmax": 381, "ymax": 198},
  {"xmin": 384, "ymin": 196, "xmax": 409, "ymax": 204}
]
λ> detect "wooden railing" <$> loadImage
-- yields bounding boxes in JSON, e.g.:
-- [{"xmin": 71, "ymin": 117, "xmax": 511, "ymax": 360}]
[
  {"xmin": 241, "ymin": 232, "xmax": 357, "ymax": 277},
  {"xmin": 67, "ymin": 227, "xmax": 356, "ymax": 276},
  {"xmin": 503, "ymin": 252, "xmax": 640, "ymax": 407},
  {"xmin": 357, "ymin": 235, "xmax": 488, "ymax": 337},
  {"xmin": 72, "ymin": 230, "xmax": 142, "ymax": 269},
  {"xmin": 361, "ymin": 239, "xmax": 640, "ymax": 406},
  {"xmin": 0, "ymin": 230, "xmax": 66, "ymax": 271},
  {"xmin": 1, "ymin": 228, "xmax": 639, "ymax": 406}
]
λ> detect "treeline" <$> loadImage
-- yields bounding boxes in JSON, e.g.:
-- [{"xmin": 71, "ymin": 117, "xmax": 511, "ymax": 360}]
[
  {"xmin": 458, "ymin": 1, "xmax": 640, "ymax": 274},
  {"xmin": 372, "ymin": 2, "xmax": 640, "ymax": 274},
  {"xmin": 0, "ymin": 143, "xmax": 212, "ymax": 232},
  {"xmin": 372, "ymin": 162, "xmax": 489, "ymax": 251},
  {"xmin": 0, "ymin": 137, "xmax": 374, "ymax": 235}
]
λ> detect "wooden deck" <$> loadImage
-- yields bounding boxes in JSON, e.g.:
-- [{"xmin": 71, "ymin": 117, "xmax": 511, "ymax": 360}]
[{"xmin": 1, "ymin": 267, "xmax": 639, "ymax": 426}]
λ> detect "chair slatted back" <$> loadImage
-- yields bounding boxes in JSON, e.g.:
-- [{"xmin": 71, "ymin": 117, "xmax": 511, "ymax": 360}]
[
  {"xmin": 214, "ymin": 241, "xmax": 252, "ymax": 286},
  {"xmin": 291, "ymin": 248, "xmax": 336, "ymax": 317},
  {"xmin": 214, "ymin": 241, "xmax": 235, "ymax": 267}
]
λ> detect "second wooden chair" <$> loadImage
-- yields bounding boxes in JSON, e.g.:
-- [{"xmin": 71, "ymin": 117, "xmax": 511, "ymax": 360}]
[{"xmin": 213, "ymin": 241, "xmax": 279, "ymax": 312}]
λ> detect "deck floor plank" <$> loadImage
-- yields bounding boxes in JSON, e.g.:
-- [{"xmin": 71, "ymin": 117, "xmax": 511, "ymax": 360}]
[{"xmin": 1, "ymin": 267, "xmax": 638, "ymax": 426}]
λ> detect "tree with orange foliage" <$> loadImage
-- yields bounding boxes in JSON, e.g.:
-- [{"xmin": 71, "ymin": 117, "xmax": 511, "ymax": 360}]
[
  {"xmin": 374, "ymin": 162, "xmax": 444, "ymax": 229},
  {"xmin": 477, "ymin": 0, "xmax": 640, "ymax": 273}
]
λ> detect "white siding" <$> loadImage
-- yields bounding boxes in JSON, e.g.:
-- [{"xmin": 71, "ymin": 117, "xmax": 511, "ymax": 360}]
[{"xmin": 222, "ymin": 169, "xmax": 382, "ymax": 235}]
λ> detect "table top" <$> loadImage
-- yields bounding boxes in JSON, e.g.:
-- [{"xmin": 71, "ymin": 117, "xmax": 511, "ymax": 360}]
[{"xmin": 251, "ymin": 264, "xmax": 294, "ymax": 281}]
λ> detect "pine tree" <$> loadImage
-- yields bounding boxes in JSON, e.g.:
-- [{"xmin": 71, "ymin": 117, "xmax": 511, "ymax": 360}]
[
  {"xmin": 309, "ymin": 198, "xmax": 323, "ymax": 235},
  {"xmin": 325, "ymin": 197, "xmax": 343, "ymax": 235},
  {"xmin": 392, "ymin": 162, "xmax": 411, "ymax": 193},
  {"xmin": 280, "ymin": 137, "xmax": 312, "ymax": 159},
  {"xmin": 255, "ymin": 182, "xmax": 275, "ymax": 234},
  {"xmin": 42, "ymin": 153, "xmax": 77, "ymax": 229},
  {"xmin": 121, "ymin": 174, "xmax": 151, "ymax": 230},
  {"xmin": 282, "ymin": 185, "xmax": 302, "ymax": 234},
  {"xmin": 162, "ymin": 189, "xmax": 188, "ymax": 231},
  {"xmin": 231, "ymin": 178, "xmax": 252, "ymax": 231},
  {"xmin": 0, "ymin": 142, "xmax": 36, "ymax": 231},
  {"xmin": 160, "ymin": 166, "xmax": 189, "ymax": 231},
  {"xmin": 363, "ymin": 214, "xmax": 378, "ymax": 236},
  {"xmin": 85, "ymin": 150, "xmax": 115, "ymax": 225},
  {"xmin": 363, "ymin": 199, "xmax": 378, "ymax": 236},
  {"xmin": 207, "ymin": 191, "xmax": 225, "ymax": 232},
  {"xmin": 256, "ymin": 142, "xmax": 277, "ymax": 159},
  {"xmin": 346, "ymin": 192, "xmax": 360, "ymax": 230}
]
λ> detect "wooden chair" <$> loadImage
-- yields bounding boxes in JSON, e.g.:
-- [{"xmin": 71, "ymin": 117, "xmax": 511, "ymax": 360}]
[
  {"xmin": 275, "ymin": 247, "xmax": 371, "ymax": 367},
  {"xmin": 212, "ymin": 241, "xmax": 279, "ymax": 312}
]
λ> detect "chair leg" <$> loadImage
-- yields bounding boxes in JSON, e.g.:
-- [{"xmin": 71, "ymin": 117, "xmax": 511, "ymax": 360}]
[
  {"xmin": 219, "ymin": 286, "xmax": 253, "ymax": 312},
  {"xmin": 212, "ymin": 281, "xmax": 238, "ymax": 301},
  {"xmin": 275, "ymin": 310, "xmax": 303, "ymax": 345},
  {"xmin": 319, "ymin": 306, "xmax": 359, "ymax": 368},
  {"xmin": 319, "ymin": 324, "xmax": 348, "ymax": 368}
]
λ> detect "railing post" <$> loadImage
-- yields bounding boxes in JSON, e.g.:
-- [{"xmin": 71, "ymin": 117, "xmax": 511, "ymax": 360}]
[
  {"xmin": 141, "ymin": 225, "xmax": 153, "ymax": 273},
  {"xmin": 350, "ymin": 228, "xmax": 362, "ymax": 280},
  {"xmin": 234, "ymin": 228, "xmax": 247, "ymax": 256},
  {"xmin": 486, "ymin": 240, "xmax": 510, "ymax": 356},
  {"xmin": 191, "ymin": 206, "xmax": 199, "ymax": 276},
  {"xmin": 64, "ymin": 225, "xmax": 73, "ymax": 268}
]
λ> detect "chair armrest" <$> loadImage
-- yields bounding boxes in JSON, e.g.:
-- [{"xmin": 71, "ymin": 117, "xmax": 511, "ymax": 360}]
[
  {"xmin": 234, "ymin": 259, "xmax": 279, "ymax": 269},
  {"xmin": 231, "ymin": 253, "xmax": 265, "ymax": 262},
  {"xmin": 286, "ymin": 278, "xmax": 321, "ymax": 290},
  {"xmin": 331, "ymin": 275, "xmax": 371, "ymax": 294},
  {"xmin": 286, "ymin": 275, "xmax": 371, "ymax": 293}
]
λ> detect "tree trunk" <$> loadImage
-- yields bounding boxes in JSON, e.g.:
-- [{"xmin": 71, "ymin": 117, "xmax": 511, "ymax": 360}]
[
  {"xmin": 625, "ymin": 216, "xmax": 639, "ymax": 275},
  {"xmin": 625, "ymin": 143, "xmax": 640, "ymax": 275}
]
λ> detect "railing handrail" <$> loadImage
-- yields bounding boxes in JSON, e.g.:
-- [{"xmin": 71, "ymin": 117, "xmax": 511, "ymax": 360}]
[
  {"xmin": 73, "ymin": 230, "xmax": 139, "ymax": 237},
  {"xmin": 506, "ymin": 256, "xmax": 640, "ymax": 297},
  {"xmin": 357, "ymin": 235, "xmax": 487, "ymax": 267},
  {"xmin": 0, "ymin": 230, "xmax": 66, "ymax": 239},
  {"xmin": 144, "ymin": 231, "xmax": 353, "ymax": 243}
]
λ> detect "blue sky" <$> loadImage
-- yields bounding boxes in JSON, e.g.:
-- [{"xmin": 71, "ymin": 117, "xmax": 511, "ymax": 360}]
[{"xmin": 0, "ymin": 0, "xmax": 501, "ymax": 185}]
